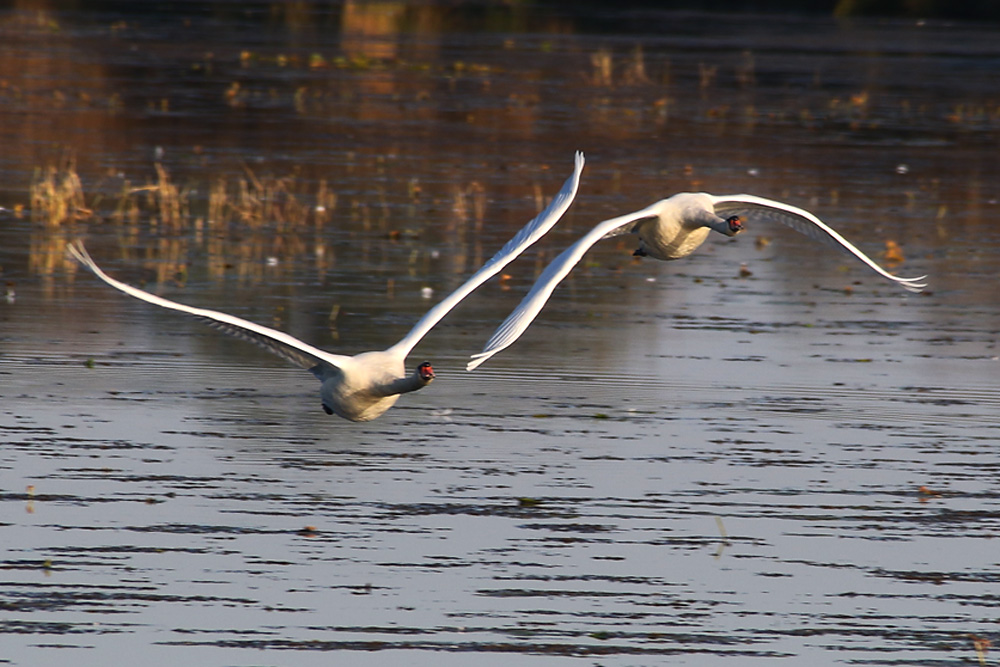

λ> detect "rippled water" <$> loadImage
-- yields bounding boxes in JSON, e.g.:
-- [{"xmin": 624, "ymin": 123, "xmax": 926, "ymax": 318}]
[
  {"xmin": 2, "ymin": 3, "xmax": 1000, "ymax": 666},
  {"xmin": 4, "ymin": 351, "xmax": 1000, "ymax": 665}
]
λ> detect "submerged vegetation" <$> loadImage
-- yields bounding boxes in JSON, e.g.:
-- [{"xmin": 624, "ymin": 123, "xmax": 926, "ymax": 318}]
[
  {"xmin": 26, "ymin": 159, "xmax": 353, "ymax": 285},
  {"xmin": 21, "ymin": 154, "xmax": 504, "ymax": 292},
  {"xmin": 31, "ymin": 159, "xmax": 334, "ymax": 232},
  {"xmin": 30, "ymin": 158, "xmax": 89, "ymax": 228}
]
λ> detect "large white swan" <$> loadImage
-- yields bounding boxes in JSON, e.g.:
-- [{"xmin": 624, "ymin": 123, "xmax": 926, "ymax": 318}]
[
  {"xmin": 69, "ymin": 152, "xmax": 584, "ymax": 421},
  {"xmin": 468, "ymin": 191, "xmax": 927, "ymax": 371}
]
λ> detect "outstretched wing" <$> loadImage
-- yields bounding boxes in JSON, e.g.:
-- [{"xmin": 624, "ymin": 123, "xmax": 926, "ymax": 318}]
[
  {"xmin": 466, "ymin": 200, "xmax": 665, "ymax": 371},
  {"xmin": 709, "ymin": 194, "xmax": 927, "ymax": 293},
  {"xmin": 388, "ymin": 151, "xmax": 586, "ymax": 359},
  {"xmin": 67, "ymin": 241, "xmax": 351, "ymax": 374}
]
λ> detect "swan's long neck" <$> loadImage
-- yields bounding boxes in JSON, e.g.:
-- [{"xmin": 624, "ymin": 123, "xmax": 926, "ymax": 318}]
[
  {"xmin": 704, "ymin": 215, "xmax": 735, "ymax": 236},
  {"xmin": 669, "ymin": 194, "xmax": 732, "ymax": 236},
  {"xmin": 376, "ymin": 366, "xmax": 434, "ymax": 397}
]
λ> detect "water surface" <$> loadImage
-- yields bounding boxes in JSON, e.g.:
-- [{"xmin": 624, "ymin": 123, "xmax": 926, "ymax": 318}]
[{"xmin": 2, "ymin": 3, "xmax": 999, "ymax": 665}]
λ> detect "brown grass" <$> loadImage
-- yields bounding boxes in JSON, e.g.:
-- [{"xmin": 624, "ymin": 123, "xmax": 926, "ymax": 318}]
[
  {"xmin": 31, "ymin": 160, "xmax": 337, "ymax": 236},
  {"xmin": 30, "ymin": 156, "xmax": 91, "ymax": 227},
  {"xmin": 29, "ymin": 159, "xmax": 344, "ymax": 283}
]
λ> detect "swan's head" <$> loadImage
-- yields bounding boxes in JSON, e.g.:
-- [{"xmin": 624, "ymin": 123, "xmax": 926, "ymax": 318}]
[
  {"xmin": 724, "ymin": 215, "xmax": 745, "ymax": 236},
  {"xmin": 416, "ymin": 361, "xmax": 435, "ymax": 385}
]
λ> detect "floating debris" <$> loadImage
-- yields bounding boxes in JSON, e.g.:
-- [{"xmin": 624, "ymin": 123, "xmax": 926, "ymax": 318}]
[
  {"xmin": 970, "ymin": 634, "xmax": 991, "ymax": 666},
  {"xmin": 883, "ymin": 240, "xmax": 905, "ymax": 264}
]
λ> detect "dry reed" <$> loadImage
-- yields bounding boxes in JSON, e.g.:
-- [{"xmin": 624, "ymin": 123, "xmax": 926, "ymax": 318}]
[
  {"xmin": 29, "ymin": 159, "xmax": 343, "ymax": 283},
  {"xmin": 30, "ymin": 160, "xmax": 337, "ymax": 237},
  {"xmin": 30, "ymin": 156, "xmax": 91, "ymax": 227}
]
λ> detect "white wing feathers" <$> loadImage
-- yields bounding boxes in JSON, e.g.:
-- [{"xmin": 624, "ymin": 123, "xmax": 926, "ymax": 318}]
[
  {"xmin": 388, "ymin": 151, "xmax": 586, "ymax": 358},
  {"xmin": 709, "ymin": 194, "xmax": 927, "ymax": 293},
  {"xmin": 67, "ymin": 241, "xmax": 351, "ymax": 374},
  {"xmin": 466, "ymin": 201, "xmax": 660, "ymax": 371}
]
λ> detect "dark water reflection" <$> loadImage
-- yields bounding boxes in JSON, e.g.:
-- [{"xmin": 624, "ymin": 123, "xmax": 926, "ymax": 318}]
[{"xmin": 2, "ymin": 2, "xmax": 1000, "ymax": 666}]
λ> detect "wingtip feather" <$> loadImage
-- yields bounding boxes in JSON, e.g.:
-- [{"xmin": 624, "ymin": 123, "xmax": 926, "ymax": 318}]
[
  {"xmin": 465, "ymin": 355, "xmax": 488, "ymax": 372},
  {"xmin": 67, "ymin": 240, "xmax": 104, "ymax": 277},
  {"xmin": 66, "ymin": 239, "xmax": 88, "ymax": 264},
  {"xmin": 895, "ymin": 273, "xmax": 928, "ymax": 293}
]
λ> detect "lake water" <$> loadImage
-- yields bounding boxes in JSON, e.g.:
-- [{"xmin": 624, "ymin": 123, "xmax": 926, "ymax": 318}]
[{"xmin": 2, "ymin": 3, "xmax": 999, "ymax": 666}]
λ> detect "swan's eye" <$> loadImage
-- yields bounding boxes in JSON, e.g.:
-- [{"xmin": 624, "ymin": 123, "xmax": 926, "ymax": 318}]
[{"xmin": 727, "ymin": 215, "xmax": 744, "ymax": 233}]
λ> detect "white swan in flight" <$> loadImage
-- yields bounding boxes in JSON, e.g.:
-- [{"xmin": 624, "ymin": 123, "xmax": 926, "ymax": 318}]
[
  {"xmin": 69, "ymin": 152, "xmax": 584, "ymax": 421},
  {"xmin": 468, "ymin": 191, "xmax": 927, "ymax": 371}
]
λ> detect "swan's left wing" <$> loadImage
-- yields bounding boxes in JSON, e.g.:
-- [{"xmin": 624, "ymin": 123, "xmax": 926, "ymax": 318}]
[
  {"xmin": 388, "ymin": 151, "xmax": 585, "ymax": 359},
  {"xmin": 709, "ymin": 194, "xmax": 927, "ymax": 293},
  {"xmin": 466, "ymin": 199, "xmax": 668, "ymax": 371},
  {"xmin": 68, "ymin": 241, "xmax": 352, "ymax": 374}
]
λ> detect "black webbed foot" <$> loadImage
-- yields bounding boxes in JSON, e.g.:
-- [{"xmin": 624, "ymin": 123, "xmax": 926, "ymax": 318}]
[
  {"xmin": 633, "ymin": 247, "xmax": 647, "ymax": 257},
  {"xmin": 322, "ymin": 404, "xmax": 333, "ymax": 415}
]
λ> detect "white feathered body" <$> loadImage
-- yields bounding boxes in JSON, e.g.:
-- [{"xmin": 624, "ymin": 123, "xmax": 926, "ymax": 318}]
[
  {"xmin": 468, "ymin": 191, "xmax": 927, "ymax": 371},
  {"xmin": 631, "ymin": 194, "xmax": 719, "ymax": 260},
  {"xmin": 606, "ymin": 193, "xmax": 728, "ymax": 261},
  {"xmin": 317, "ymin": 351, "xmax": 408, "ymax": 422}
]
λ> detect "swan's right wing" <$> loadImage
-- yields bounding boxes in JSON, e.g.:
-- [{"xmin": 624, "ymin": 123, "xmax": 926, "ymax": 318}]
[
  {"xmin": 388, "ymin": 151, "xmax": 586, "ymax": 359},
  {"xmin": 710, "ymin": 194, "xmax": 928, "ymax": 293},
  {"xmin": 467, "ymin": 201, "xmax": 664, "ymax": 371},
  {"xmin": 68, "ymin": 242, "xmax": 351, "ymax": 375}
]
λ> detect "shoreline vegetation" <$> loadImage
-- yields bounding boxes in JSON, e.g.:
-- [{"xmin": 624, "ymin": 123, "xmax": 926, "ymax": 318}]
[
  {"xmin": 8, "ymin": 1, "xmax": 1000, "ymax": 22},
  {"xmin": 24, "ymin": 158, "xmax": 398, "ymax": 287},
  {"xmin": 20, "ymin": 156, "xmax": 500, "ymax": 293}
]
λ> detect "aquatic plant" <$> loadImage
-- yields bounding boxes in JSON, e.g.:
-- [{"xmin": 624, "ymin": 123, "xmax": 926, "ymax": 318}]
[{"xmin": 30, "ymin": 157, "xmax": 89, "ymax": 227}]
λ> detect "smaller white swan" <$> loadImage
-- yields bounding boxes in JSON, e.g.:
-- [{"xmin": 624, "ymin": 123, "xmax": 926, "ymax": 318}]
[
  {"xmin": 468, "ymin": 191, "xmax": 927, "ymax": 371},
  {"xmin": 70, "ymin": 152, "xmax": 584, "ymax": 421}
]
